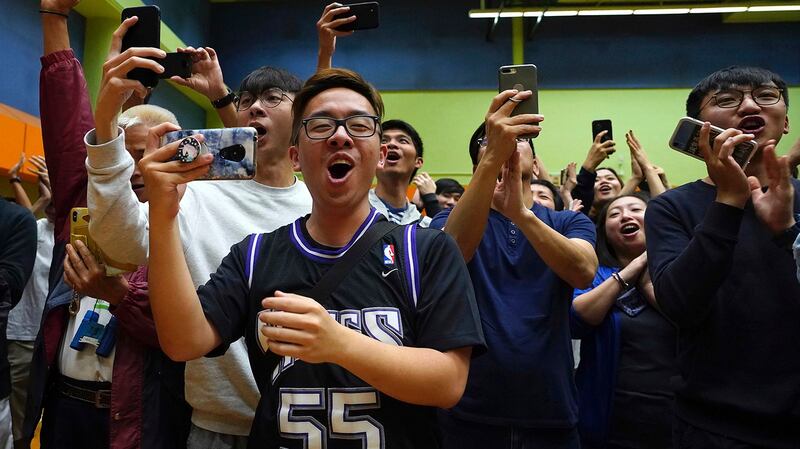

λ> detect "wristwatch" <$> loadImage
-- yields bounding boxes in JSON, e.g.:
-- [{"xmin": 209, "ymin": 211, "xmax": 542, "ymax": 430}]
[
  {"xmin": 773, "ymin": 214, "xmax": 800, "ymax": 251},
  {"xmin": 211, "ymin": 88, "xmax": 235, "ymax": 109}
]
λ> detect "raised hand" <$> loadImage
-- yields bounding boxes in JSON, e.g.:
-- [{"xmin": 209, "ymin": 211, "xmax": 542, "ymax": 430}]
[
  {"xmin": 413, "ymin": 172, "xmax": 436, "ymax": 196},
  {"xmin": 492, "ymin": 150, "xmax": 526, "ymax": 221},
  {"xmin": 569, "ymin": 198, "xmax": 584, "ymax": 212},
  {"xmin": 698, "ymin": 123, "xmax": 754, "ymax": 209},
  {"xmin": 8, "ymin": 153, "xmax": 25, "ymax": 178},
  {"xmin": 483, "ymin": 89, "xmax": 542, "ymax": 168},
  {"xmin": 94, "ymin": 16, "xmax": 165, "ymax": 143},
  {"xmin": 749, "ymin": 145, "xmax": 796, "ymax": 235},
  {"xmin": 170, "ymin": 46, "xmax": 228, "ymax": 101},
  {"xmin": 561, "ymin": 162, "xmax": 578, "ymax": 192},
  {"xmin": 583, "ymin": 131, "xmax": 616, "ymax": 172},
  {"xmin": 63, "ymin": 240, "xmax": 129, "ymax": 305},
  {"xmin": 317, "ymin": 3, "xmax": 355, "ymax": 71},
  {"xmin": 140, "ymin": 123, "xmax": 212, "ymax": 220}
]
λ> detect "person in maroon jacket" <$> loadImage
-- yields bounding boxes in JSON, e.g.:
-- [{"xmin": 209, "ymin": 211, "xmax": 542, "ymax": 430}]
[{"xmin": 22, "ymin": 2, "xmax": 189, "ymax": 448}]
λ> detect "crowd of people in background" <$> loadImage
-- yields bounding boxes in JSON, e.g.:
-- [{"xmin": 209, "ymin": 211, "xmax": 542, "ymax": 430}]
[{"xmin": 1, "ymin": 1, "xmax": 800, "ymax": 449}]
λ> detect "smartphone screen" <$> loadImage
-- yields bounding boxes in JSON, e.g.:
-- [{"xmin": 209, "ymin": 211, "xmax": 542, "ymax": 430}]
[
  {"xmin": 162, "ymin": 127, "xmax": 258, "ymax": 180},
  {"xmin": 669, "ymin": 117, "xmax": 757, "ymax": 168},
  {"xmin": 121, "ymin": 5, "xmax": 161, "ymax": 88},
  {"xmin": 333, "ymin": 2, "xmax": 380, "ymax": 31},
  {"xmin": 592, "ymin": 119, "xmax": 613, "ymax": 143}
]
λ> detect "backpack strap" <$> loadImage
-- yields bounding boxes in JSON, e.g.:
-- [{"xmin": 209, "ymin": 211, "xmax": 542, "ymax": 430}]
[{"xmin": 401, "ymin": 224, "xmax": 421, "ymax": 309}]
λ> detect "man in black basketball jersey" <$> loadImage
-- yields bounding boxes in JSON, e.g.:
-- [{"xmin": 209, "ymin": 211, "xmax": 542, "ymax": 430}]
[{"xmin": 141, "ymin": 67, "xmax": 485, "ymax": 448}]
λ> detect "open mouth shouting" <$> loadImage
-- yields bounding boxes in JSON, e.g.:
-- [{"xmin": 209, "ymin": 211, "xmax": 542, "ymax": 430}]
[
  {"xmin": 327, "ymin": 154, "xmax": 355, "ymax": 185},
  {"xmin": 250, "ymin": 122, "xmax": 268, "ymax": 142},
  {"xmin": 384, "ymin": 150, "xmax": 402, "ymax": 166},
  {"xmin": 598, "ymin": 184, "xmax": 614, "ymax": 195},
  {"xmin": 620, "ymin": 222, "xmax": 640, "ymax": 237},
  {"xmin": 737, "ymin": 115, "xmax": 766, "ymax": 136}
]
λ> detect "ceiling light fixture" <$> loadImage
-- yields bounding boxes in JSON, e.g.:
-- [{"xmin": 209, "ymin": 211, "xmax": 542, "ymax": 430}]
[{"xmin": 468, "ymin": 4, "xmax": 800, "ymax": 19}]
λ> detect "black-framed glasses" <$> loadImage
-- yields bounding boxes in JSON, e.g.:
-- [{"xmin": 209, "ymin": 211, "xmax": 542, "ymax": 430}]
[
  {"xmin": 234, "ymin": 88, "xmax": 293, "ymax": 111},
  {"xmin": 301, "ymin": 115, "xmax": 381, "ymax": 140},
  {"xmin": 700, "ymin": 86, "xmax": 784, "ymax": 111},
  {"xmin": 476, "ymin": 136, "xmax": 529, "ymax": 147}
]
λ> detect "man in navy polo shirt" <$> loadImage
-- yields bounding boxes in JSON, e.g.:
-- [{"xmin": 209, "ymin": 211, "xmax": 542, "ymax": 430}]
[{"xmin": 431, "ymin": 89, "xmax": 598, "ymax": 448}]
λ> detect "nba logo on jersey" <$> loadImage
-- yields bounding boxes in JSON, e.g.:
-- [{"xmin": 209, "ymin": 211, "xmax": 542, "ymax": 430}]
[{"xmin": 383, "ymin": 244, "xmax": 395, "ymax": 265}]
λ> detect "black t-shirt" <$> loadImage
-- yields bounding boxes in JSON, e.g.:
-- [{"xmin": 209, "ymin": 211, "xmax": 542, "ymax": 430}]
[{"xmin": 198, "ymin": 210, "xmax": 485, "ymax": 449}]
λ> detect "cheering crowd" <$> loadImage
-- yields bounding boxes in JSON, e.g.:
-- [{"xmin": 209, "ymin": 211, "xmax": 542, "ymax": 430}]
[{"xmin": 1, "ymin": 1, "xmax": 800, "ymax": 449}]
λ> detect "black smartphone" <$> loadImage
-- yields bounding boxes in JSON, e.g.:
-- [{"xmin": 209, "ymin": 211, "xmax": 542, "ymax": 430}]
[
  {"xmin": 333, "ymin": 2, "xmax": 380, "ymax": 31},
  {"xmin": 592, "ymin": 119, "xmax": 613, "ymax": 143},
  {"xmin": 121, "ymin": 5, "xmax": 161, "ymax": 88},
  {"xmin": 669, "ymin": 117, "xmax": 758, "ymax": 168},
  {"xmin": 160, "ymin": 52, "xmax": 192, "ymax": 79}
]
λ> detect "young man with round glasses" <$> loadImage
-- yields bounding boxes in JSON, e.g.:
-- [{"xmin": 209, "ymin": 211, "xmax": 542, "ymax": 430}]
[
  {"xmin": 646, "ymin": 66, "xmax": 800, "ymax": 448},
  {"xmin": 140, "ymin": 67, "xmax": 485, "ymax": 448},
  {"xmin": 87, "ymin": 55, "xmax": 312, "ymax": 447}
]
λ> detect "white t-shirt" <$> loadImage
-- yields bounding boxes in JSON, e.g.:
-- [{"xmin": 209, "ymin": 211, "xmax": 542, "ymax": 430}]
[{"xmin": 8, "ymin": 218, "xmax": 54, "ymax": 341}]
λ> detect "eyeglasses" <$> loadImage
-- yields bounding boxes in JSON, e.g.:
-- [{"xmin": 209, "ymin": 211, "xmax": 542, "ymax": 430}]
[
  {"xmin": 301, "ymin": 115, "xmax": 381, "ymax": 140},
  {"xmin": 234, "ymin": 88, "xmax": 293, "ymax": 111},
  {"xmin": 476, "ymin": 136, "xmax": 529, "ymax": 147},
  {"xmin": 700, "ymin": 86, "xmax": 784, "ymax": 111}
]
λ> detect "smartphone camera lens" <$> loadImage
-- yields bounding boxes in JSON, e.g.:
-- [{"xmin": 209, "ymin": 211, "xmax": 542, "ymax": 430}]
[
  {"xmin": 72, "ymin": 211, "xmax": 77, "ymax": 221},
  {"xmin": 219, "ymin": 144, "xmax": 245, "ymax": 162}
]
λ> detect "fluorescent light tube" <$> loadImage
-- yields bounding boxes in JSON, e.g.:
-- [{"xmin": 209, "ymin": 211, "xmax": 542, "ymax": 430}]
[
  {"xmin": 578, "ymin": 9, "xmax": 634, "ymax": 16},
  {"xmin": 543, "ymin": 10, "xmax": 578, "ymax": 17},
  {"xmin": 689, "ymin": 7, "xmax": 748, "ymax": 13},
  {"xmin": 748, "ymin": 5, "xmax": 800, "ymax": 12},
  {"xmin": 633, "ymin": 8, "xmax": 691, "ymax": 15}
]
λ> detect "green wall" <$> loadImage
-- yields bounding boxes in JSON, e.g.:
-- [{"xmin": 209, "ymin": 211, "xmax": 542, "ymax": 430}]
[{"xmin": 383, "ymin": 87, "xmax": 800, "ymax": 187}]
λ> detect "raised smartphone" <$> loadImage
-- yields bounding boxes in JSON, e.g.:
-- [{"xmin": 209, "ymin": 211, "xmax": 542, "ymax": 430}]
[
  {"xmin": 669, "ymin": 117, "xmax": 758, "ymax": 168},
  {"xmin": 160, "ymin": 52, "xmax": 192, "ymax": 79},
  {"xmin": 121, "ymin": 5, "xmax": 161, "ymax": 88},
  {"xmin": 333, "ymin": 2, "xmax": 380, "ymax": 31},
  {"xmin": 162, "ymin": 127, "xmax": 258, "ymax": 180},
  {"xmin": 70, "ymin": 208, "xmax": 137, "ymax": 276},
  {"xmin": 499, "ymin": 64, "xmax": 538, "ymax": 139},
  {"xmin": 592, "ymin": 119, "xmax": 613, "ymax": 143}
]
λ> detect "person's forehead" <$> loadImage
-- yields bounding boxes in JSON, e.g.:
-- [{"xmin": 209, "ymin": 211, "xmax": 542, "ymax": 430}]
[
  {"xmin": 383, "ymin": 129, "xmax": 411, "ymax": 140},
  {"xmin": 609, "ymin": 196, "xmax": 646, "ymax": 210},
  {"xmin": 303, "ymin": 87, "xmax": 374, "ymax": 117},
  {"xmin": 531, "ymin": 185, "xmax": 553, "ymax": 196},
  {"xmin": 124, "ymin": 124, "xmax": 148, "ymax": 148},
  {"xmin": 597, "ymin": 169, "xmax": 616, "ymax": 178}
]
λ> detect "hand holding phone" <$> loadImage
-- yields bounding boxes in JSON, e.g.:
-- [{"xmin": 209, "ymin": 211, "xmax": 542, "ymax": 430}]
[
  {"xmin": 332, "ymin": 2, "xmax": 380, "ymax": 31},
  {"xmin": 121, "ymin": 5, "xmax": 161, "ymax": 88},
  {"xmin": 162, "ymin": 127, "xmax": 258, "ymax": 180},
  {"xmin": 70, "ymin": 208, "xmax": 137, "ymax": 276},
  {"xmin": 669, "ymin": 117, "xmax": 757, "ymax": 168}
]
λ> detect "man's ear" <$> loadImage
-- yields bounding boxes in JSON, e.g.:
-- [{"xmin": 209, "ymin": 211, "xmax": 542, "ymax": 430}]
[
  {"xmin": 378, "ymin": 143, "xmax": 388, "ymax": 168},
  {"xmin": 414, "ymin": 156, "xmax": 423, "ymax": 169},
  {"xmin": 289, "ymin": 145, "xmax": 301, "ymax": 171},
  {"xmin": 532, "ymin": 157, "xmax": 541, "ymax": 179}
]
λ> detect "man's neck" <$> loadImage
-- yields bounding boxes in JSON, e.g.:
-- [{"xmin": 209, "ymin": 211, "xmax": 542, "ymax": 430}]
[
  {"xmin": 374, "ymin": 176, "xmax": 410, "ymax": 209},
  {"xmin": 306, "ymin": 201, "xmax": 372, "ymax": 248},
  {"xmin": 253, "ymin": 148, "xmax": 296, "ymax": 187}
]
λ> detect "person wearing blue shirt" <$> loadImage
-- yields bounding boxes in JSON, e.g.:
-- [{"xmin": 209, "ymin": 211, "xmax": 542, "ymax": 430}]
[{"xmin": 432, "ymin": 89, "xmax": 598, "ymax": 449}]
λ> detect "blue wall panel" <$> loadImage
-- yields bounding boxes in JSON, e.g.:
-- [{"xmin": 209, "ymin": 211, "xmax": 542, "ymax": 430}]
[
  {"xmin": 209, "ymin": 0, "xmax": 799, "ymax": 91},
  {"xmin": 209, "ymin": 0, "xmax": 512, "ymax": 91},
  {"xmin": 0, "ymin": 0, "xmax": 85, "ymax": 117}
]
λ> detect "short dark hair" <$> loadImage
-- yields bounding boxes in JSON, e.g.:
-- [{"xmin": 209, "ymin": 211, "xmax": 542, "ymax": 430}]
[
  {"xmin": 382, "ymin": 119, "xmax": 424, "ymax": 180},
  {"xmin": 238, "ymin": 66, "xmax": 303, "ymax": 95},
  {"xmin": 686, "ymin": 66, "xmax": 789, "ymax": 119},
  {"xmin": 530, "ymin": 178, "xmax": 563, "ymax": 211},
  {"xmin": 291, "ymin": 68, "xmax": 384, "ymax": 145},
  {"xmin": 435, "ymin": 178, "xmax": 464, "ymax": 196},
  {"xmin": 468, "ymin": 122, "xmax": 535, "ymax": 166},
  {"xmin": 594, "ymin": 193, "xmax": 649, "ymax": 268}
]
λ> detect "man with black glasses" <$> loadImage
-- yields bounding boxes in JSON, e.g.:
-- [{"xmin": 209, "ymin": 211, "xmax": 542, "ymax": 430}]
[
  {"xmin": 140, "ymin": 67, "xmax": 484, "ymax": 448},
  {"xmin": 87, "ymin": 53, "xmax": 312, "ymax": 447},
  {"xmin": 646, "ymin": 66, "xmax": 800, "ymax": 448}
]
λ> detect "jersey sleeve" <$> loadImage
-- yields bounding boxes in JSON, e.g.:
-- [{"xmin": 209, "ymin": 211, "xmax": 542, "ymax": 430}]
[
  {"xmin": 412, "ymin": 230, "xmax": 486, "ymax": 354},
  {"xmin": 559, "ymin": 209, "xmax": 597, "ymax": 246},
  {"xmin": 197, "ymin": 237, "xmax": 251, "ymax": 356}
]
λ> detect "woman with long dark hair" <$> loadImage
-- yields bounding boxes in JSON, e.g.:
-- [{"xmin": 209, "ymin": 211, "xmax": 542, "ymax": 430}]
[{"xmin": 570, "ymin": 194, "xmax": 677, "ymax": 449}]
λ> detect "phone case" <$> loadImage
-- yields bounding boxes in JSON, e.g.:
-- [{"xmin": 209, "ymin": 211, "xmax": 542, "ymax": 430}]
[
  {"xmin": 70, "ymin": 208, "xmax": 137, "ymax": 276},
  {"xmin": 162, "ymin": 127, "xmax": 258, "ymax": 180},
  {"xmin": 121, "ymin": 6, "xmax": 161, "ymax": 88},
  {"xmin": 669, "ymin": 117, "xmax": 757, "ymax": 168},
  {"xmin": 498, "ymin": 64, "xmax": 539, "ymax": 117},
  {"xmin": 334, "ymin": 2, "xmax": 380, "ymax": 31},
  {"xmin": 592, "ymin": 119, "xmax": 613, "ymax": 142}
]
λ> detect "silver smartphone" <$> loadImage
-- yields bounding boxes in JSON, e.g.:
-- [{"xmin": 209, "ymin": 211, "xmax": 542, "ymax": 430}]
[
  {"xmin": 162, "ymin": 127, "xmax": 257, "ymax": 180},
  {"xmin": 498, "ymin": 64, "xmax": 539, "ymax": 116},
  {"xmin": 669, "ymin": 117, "xmax": 758, "ymax": 168}
]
